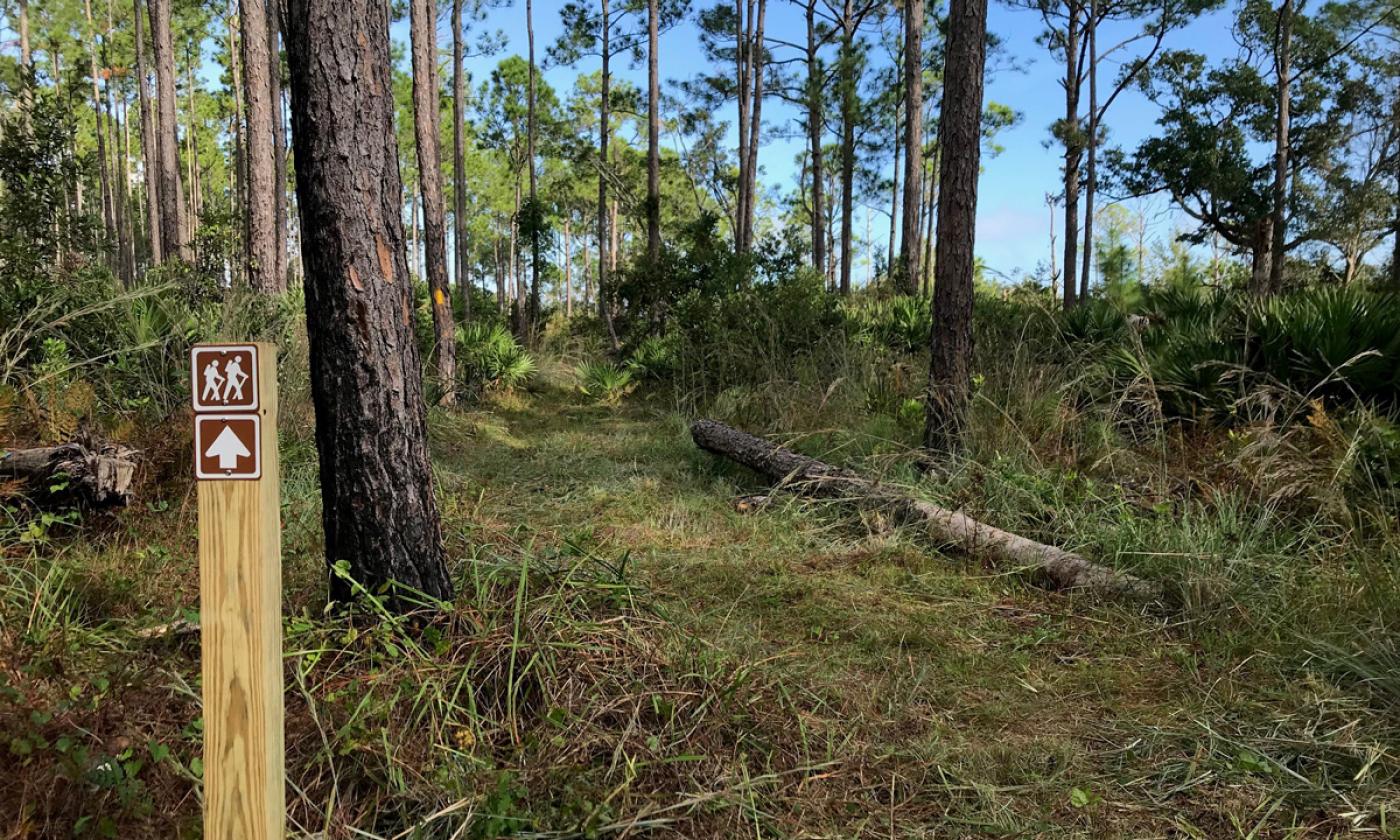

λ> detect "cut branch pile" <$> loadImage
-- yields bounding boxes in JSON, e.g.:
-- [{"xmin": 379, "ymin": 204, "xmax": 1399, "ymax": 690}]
[
  {"xmin": 691, "ymin": 419, "xmax": 1162, "ymax": 602},
  {"xmin": 1, "ymin": 435, "xmax": 138, "ymax": 508}
]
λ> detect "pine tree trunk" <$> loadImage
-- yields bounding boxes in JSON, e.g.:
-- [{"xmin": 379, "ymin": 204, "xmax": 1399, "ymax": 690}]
[
  {"xmin": 228, "ymin": 16, "xmax": 245, "ymax": 262},
  {"xmin": 241, "ymin": 0, "xmax": 280, "ymax": 291},
  {"xmin": 452, "ymin": 0, "xmax": 470, "ymax": 319},
  {"xmin": 924, "ymin": 0, "xmax": 987, "ymax": 452},
  {"xmin": 1061, "ymin": 2, "xmax": 1081, "ymax": 309},
  {"xmin": 564, "ymin": 215, "xmax": 573, "ymax": 317},
  {"xmin": 1079, "ymin": 0, "xmax": 1097, "ymax": 302},
  {"xmin": 646, "ymin": 0, "xmax": 662, "ymax": 264},
  {"xmin": 734, "ymin": 0, "xmax": 749, "ymax": 249},
  {"xmin": 84, "ymin": 0, "xmax": 115, "ymax": 253},
  {"xmin": 897, "ymin": 0, "xmax": 924, "ymax": 296},
  {"xmin": 742, "ymin": 0, "xmax": 766, "ymax": 252},
  {"xmin": 185, "ymin": 54, "xmax": 201, "ymax": 232},
  {"xmin": 887, "ymin": 74, "xmax": 900, "ymax": 285},
  {"xmin": 134, "ymin": 0, "xmax": 163, "ymax": 263},
  {"xmin": 838, "ymin": 0, "xmax": 857, "ymax": 295},
  {"xmin": 409, "ymin": 0, "xmax": 457, "ymax": 400},
  {"xmin": 270, "ymin": 0, "xmax": 288, "ymax": 286},
  {"xmin": 284, "ymin": 0, "xmax": 452, "ymax": 606},
  {"xmin": 804, "ymin": 1, "xmax": 825, "ymax": 280},
  {"xmin": 148, "ymin": 0, "xmax": 190, "ymax": 261},
  {"xmin": 526, "ymin": 0, "xmax": 542, "ymax": 333},
  {"xmin": 1267, "ymin": 0, "xmax": 1291, "ymax": 296},
  {"xmin": 597, "ymin": 0, "xmax": 619, "ymax": 348}
]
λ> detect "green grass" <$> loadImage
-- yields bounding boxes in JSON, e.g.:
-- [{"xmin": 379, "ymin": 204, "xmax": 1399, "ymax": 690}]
[{"xmin": 4, "ymin": 379, "xmax": 1400, "ymax": 837}]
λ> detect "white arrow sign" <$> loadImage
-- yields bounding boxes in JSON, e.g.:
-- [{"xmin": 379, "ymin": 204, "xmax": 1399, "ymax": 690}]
[
  {"xmin": 206, "ymin": 424, "xmax": 252, "ymax": 470},
  {"xmin": 195, "ymin": 414, "xmax": 261, "ymax": 480}
]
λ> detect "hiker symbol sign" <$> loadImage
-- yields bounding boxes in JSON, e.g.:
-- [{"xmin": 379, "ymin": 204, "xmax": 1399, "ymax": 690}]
[
  {"xmin": 191, "ymin": 344, "xmax": 259, "ymax": 411},
  {"xmin": 190, "ymin": 343, "xmax": 263, "ymax": 480}
]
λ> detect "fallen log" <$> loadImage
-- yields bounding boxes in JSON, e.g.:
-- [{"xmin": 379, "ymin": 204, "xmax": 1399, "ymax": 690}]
[
  {"xmin": 690, "ymin": 419, "xmax": 1163, "ymax": 601},
  {"xmin": 0, "ymin": 436, "xmax": 138, "ymax": 508}
]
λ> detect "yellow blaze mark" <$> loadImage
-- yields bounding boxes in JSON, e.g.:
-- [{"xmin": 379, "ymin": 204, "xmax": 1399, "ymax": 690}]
[{"xmin": 433, "ymin": 288, "xmax": 446, "ymax": 307}]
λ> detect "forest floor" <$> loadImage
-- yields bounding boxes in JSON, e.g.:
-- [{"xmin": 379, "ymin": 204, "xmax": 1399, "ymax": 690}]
[
  {"xmin": 422, "ymin": 386, "xmax": 1400, "ymax": 838},
  {"xmin": 5, "ymin": 381, "xmax": 1400, "ymax": 838}
]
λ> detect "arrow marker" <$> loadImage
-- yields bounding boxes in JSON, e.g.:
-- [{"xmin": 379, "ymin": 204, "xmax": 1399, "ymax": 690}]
[{"xmin": 206, "ymin": 424, "xmax": 252, "ymax": 470}]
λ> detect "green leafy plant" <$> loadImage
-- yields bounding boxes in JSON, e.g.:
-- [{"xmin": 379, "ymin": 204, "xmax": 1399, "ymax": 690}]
[
  {"xmin": 575, "ymin": 361, "xmax": 636, "ymax": 406},
  {"xmin": 457, "ymin": 323, "xmax": 537, "ymax": 393}
]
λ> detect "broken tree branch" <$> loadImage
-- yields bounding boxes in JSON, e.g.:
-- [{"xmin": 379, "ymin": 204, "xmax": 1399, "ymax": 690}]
[
  {"xmin": 690, "ymin": 419, "xmax": 1163, "ymax": 601},
  {"xmin": 0, "ymin": 435, "xmax": 138, "ymax": 508}
]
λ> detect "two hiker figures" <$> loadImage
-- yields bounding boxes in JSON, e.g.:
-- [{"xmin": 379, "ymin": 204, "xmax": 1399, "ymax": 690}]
[{"xmin": 201, "ymin": 355, "xmax": 250, "ymax": 404}]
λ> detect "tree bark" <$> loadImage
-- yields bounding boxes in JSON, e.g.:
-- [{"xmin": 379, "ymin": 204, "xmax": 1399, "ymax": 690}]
[
  {"xmin": 837, "ymin": 0, "xmax": 858, "ymax": 294},
  {"xmin": 1061, "ymin": 1, "xmax": 1081, "ymax": 309},
  {"xmin": 646, "ymin": 0, "xmax": 662, "ymax": 264},
  {"xmin": 598, "ymin": 0, "xmax": 620, "ymax": 349},
  {"xmin": 741, "ymin": 0, "xmax": 766, "ymax": 253},
  {"xmin": 453, "ymin": 0, "xmax": 471, "ymax": 320},
  {"xmin": 227, "ymin": 13, "xmax": 246, "ymax": 276},
  {"xmin": 1266, "ymin": 0, "xmax": 1292, "ymax": 296},
  {"xmin": 564, "ymin": 215, "xmax": 573, "ymax": 317},
  {"xmin": 803, "ymin": 1, "xmax": 825, "ymax": 280},
  {"xmin": 735, "ymin": 0, "xmax": 750, "ymax": 249},
  {"xmin": 526, "ymin": 0, "xmax": 542, "ymax": 333},
  {"xmin": 409, "ymin": 0, "xmax": 457, "ymax": 400},
  {"xmin": 888, "ymin": 68, "xmax": 901, "ymax": 287},
  {"xmin": 134, "ymin": 0, "xmax": 163, "ymax": 263},
  {"xmin": 270, "ymin": 1, "xmax": 288, "ymax": 287},
  {"xmin": 924, "ymin": 0, "xmax": 986, "ymax": 453},
  {"xmin": 284, "ymin": 0, "xmax": 453, "ymax": 606},
  {"xmin": 17, "ymin": 0, "xmax": 30, "ymax": 71},
  {"xmin": 898, "ymin": 0, "xmax": 924, "ymax": 296},
  {"xmin": 83, "ymin": 0, "xmax": 115, "ymax": 254},
  {"xmin": 241, "ymin": 0, "xmax": 280, "ymax": 291},
  {"xmin": 148, "ymin": 0, "xmax": 190, "ymax": 261},
  {"xmin": 690, "ymin": 420, "xmax": 1161, "ymax": 600},
  {"xmin": 1079, "ymin": 0, "xmax": 1097, "ymax": 302},
  {"xmin": 0, "ymin": 438, "xmax": 137, "ymax": 509}
]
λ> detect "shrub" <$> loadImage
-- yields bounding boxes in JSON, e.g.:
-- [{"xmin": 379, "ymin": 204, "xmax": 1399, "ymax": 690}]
[
  {"xmin": 1246, "ymin": 286, "xmax": 1400, "ymax": 406},
  {"xmin": 575, "ymin": 361, "xmax": 636, "ymax": 406},
  {"xmin": 457, "ymin": 322, "xmax": 537, "ymax": 393}
]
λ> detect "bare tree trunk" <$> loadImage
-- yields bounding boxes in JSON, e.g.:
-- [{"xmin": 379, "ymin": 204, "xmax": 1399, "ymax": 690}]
[
  {"xmin": 837, "ymin": 0, "xmax": 857, "ymax": 294},
  {"xmin": 804, "ymin": 2, "xmax": 825, "ymax": 279},
  {"xmin": 898, "ymin": 0, "xmax": 924, "ymax": 295},
  {"xmin": 410, "ymin": 0, "xmax": 457, "ymax": 399},
  {"xmin": 646, "ymin": 0, "xmax": 662, "ymax": 264},
  {"xmin": 564, "ymin": 215, "xmax": 573, "ymax": 317},
  {"xmin": 1266, "ymin": 0, "xmax": 1292, "ymax": 296},
  {"xmin": 921, "ymin": 144, "xmax": 936, "ymax": 295},
  {"xmin": 284, "ymin": 0, "xmax": 452, "ymax": 606},
  {"xmin": 17, "ymin": 0, "xmax": 30, "ymax": 70},
  {"xmin": 225, "ymin": 10, "xmax": 242, "ymax": 273},
  {"xmin": 242, "ymin": 0, "xmax": 280, "ymax": 290},
  {"xmin": 1078, "ymin": 0, "xmax": 1097, "ymax": 301},
  {"xmin": 887, "ymin": 75, "xmax": 900, "ymax": 286},
  {"xmin": 598, "ymin": 0, "xmax": 620, "ymax": 349},
  {"xmin": 742, "ymin": 0, "xmax": 767, "ymax": 252},
  {"xmin": 1061, "ymin": 1, "xmax": 1081, "ymax": 309},
  {"xmin": 84, "ymin": 0, "xmax": 115, "ymax": 255},
  {"xmin": 925, "ymin": 0, "xmax": 987, "ymax": 452},
  {"xmin": 526, "ymin": 0, "xmax": 541, "ymax": 333},
  {"xmin": 735, "ymin": 0, "xmax": 750, "ymax": 248},
  {"xmin": 270, "ymin": 1, "xmax": 287, "ymax": 286},
  {"xmin": 691, "ymin": 420, "xmax": 1161, "ymax": 599},
  {"xmin": 452, "ymin": 0, "xmax": 470, "ymax": 320},
  {"xmin": 135, "ymin": 0, "xmax": 163, "ymax": 263},
  {"xmin": 148, "ymin": 0, "xmax": 190, "ymax": 261},
  {"xmin": 185, "ymin": 52, "xmax": 201, "ymax": 233}
]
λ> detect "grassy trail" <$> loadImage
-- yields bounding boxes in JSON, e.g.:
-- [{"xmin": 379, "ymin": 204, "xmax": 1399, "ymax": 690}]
[{"xmin": 423, "ymin": 388, "xmax": 1391, "ymax": 837}]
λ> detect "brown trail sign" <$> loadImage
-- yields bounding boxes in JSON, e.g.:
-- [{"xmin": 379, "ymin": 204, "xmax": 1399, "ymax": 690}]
[{"xmin": 190, "ymin": 342, "xmax": 284, "ymax": 839}]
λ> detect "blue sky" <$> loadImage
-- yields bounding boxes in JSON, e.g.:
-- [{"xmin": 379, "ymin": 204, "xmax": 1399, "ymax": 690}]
[{"xmin": 392, "ymin": 1, "xmax": 1249, "ymax": 282}]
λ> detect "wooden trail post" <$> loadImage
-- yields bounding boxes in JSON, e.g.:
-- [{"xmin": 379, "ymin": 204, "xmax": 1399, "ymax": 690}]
[{"xmin": 191, "ymin": 342, "xmax": 285, "ymax": 839}]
